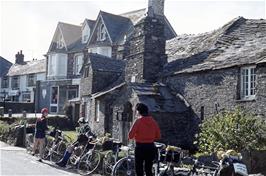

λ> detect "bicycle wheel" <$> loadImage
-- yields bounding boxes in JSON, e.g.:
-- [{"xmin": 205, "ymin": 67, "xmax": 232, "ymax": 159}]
[
  {"xmin": 43, "ymin": 138, "xmax": 53, "ymax": 160},
  {"xmin": 112, "ymin": 156, "xmax": 135, "ymax": 176},
  {"xmin": 103, "ymin": 151, "xmax": 116, "ymax": 175},
  {"xmin": 50, "ymin": 141, "xmax": 67, "ymax": 163},
  {"xmin": 77, "ymin": 151, "xmax": 101, "ymax": 175}
]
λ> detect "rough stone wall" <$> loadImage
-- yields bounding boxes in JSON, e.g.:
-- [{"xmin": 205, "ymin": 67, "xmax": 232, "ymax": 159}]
[
  {"xmin": 164, "ymin": 66, "xmax": 266, "ymax": 118},
  {"xmin": 80, "ymin": 65, "xmax": 93, "ymax": 96},
  {"xmin": 125, "ymin": 17, "xmax": 167, "ymax": 83},
  {"xmin": 152, "ymin": 111, "xmax": 198, "ymax": 148}
]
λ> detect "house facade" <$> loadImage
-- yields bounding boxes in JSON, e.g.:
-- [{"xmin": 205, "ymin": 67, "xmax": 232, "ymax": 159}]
[
  {"xmin": 1, "ymin": 51, "xmax": 46, "ymax": 103},
  {"xmin": 164, "ymin": 17, "xmax": 266, "ymax": 119},
  {"xmin": 38, "ymin": 21, "xmax": 95, "ymax": 116},
  {"xmin": 79, "ymin": 0, "xmax": 198, "ymax": 148}
]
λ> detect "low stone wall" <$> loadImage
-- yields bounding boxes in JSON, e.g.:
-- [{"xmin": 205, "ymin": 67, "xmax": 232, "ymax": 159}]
[
  {"xmin": 242, "ymin": 150, "xmax": 266, "ymax": 175},
  {"xmin": 0, "ymin": 102, "xmax": 35, "ymax": 113}
]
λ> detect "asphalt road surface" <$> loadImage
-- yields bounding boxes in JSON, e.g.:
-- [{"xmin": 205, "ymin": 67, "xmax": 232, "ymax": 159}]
[{"xmin": 0, "ymin": 141, "xmax": 80, "ymax": 176}]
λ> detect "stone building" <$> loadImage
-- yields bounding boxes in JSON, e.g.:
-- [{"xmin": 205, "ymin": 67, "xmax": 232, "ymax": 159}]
[
  {"xmin": 164, "ymin": 17, "xmax": 266, "ymax": 119},
  {"xmin": 38, "ymin": 21, "xmax": 94, "ymax": 115},
  {"xmin": 80, "ymin": 0, "xmax": 198, "ymax": 148}
]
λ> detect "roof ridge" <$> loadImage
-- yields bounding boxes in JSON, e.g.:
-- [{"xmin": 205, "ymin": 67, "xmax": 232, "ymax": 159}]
[
  {"xmin": 119, "ymin": 8, "xmax": 146, "ymax": 16},
  {"xmin": 58, "ymin": 21, "xmax": 81, "ymax": 27}
]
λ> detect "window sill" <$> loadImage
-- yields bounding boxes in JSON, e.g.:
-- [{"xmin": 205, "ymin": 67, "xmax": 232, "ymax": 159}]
[{"xmin": 235, "ymin": 98, "xmax": 256, "ymax": 103}]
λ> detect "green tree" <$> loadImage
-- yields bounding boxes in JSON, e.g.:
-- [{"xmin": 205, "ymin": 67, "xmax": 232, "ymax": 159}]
[{"xmin": 196, "ymin": 109, "xmax": 266, "ymax": 153}]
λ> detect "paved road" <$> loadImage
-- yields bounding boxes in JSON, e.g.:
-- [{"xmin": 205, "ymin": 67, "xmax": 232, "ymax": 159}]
[{"xmin": 0, "ymin": 141, "xmax": 80, "ymax": 176}]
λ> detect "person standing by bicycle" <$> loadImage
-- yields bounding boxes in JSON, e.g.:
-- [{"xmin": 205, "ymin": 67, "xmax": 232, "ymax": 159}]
[
  {"xmin": 32, "ymin": 107, "xmax": 49, "ymax": 162},
  {"xmin": 128, "ymin": 103, "xmax": 161, "ymax": 176},
  {"xmin": 56, "ymin": 117, "xmax": 95, "ymax": 167}
]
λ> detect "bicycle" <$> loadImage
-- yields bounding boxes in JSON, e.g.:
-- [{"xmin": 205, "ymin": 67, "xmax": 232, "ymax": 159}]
[
  {"xmin": 76, "ymin": 138, "xmax": 102, "ymax": 175},
  {"xmin": 153, "ymin": 143, "xmax": 190, "ymax": 176},
  {"xmin": 42, "ymin": 128, "xmax": 71, "ymax": 162},
  {"xmin": 111, "ymin": 144, "xmax": 135, "ymax": 176},
  {"xmin": 102, "ymin": 140, "xmax": 123, "ymax": 175}
]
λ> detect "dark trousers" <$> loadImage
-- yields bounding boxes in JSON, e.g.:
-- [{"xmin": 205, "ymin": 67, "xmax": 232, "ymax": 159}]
[{"xmin": 135, "ymin": 143, "xmax": 156, "ymax": 176}]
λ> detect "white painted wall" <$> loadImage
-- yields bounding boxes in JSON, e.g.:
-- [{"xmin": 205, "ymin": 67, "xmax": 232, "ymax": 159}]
[{"xmin": 88, "ymin": 46, "xmax": 112, "ymax": 57}]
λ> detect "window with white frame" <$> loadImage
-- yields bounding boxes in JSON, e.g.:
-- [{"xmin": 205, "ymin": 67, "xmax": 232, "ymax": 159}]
[
  {"xmin": 67, "ymin": 88, "xmax": 78, "ymax": 100},
  {"xmin": 57, "ymin": 34, "xmax": 64, "ymax": 49},
  {"xmin": 1, "ymin": 76, "xmax": 9, "ymax": 88},
  {"xmin": 27, "ymin": 74, "xmax": 36, "ymax": 87},
  {"xmin": 73, "ymin": 54, "xmax": 83, "ymax": 75},
  {"xmin": 95, "ymin": 100, "xmax": 100, "ymax": 122},
  {"xmin": 11, "ymin": 76, "xmax": 19, "ymax": 89},
  {"xmin": 97, "ymin": 24, "xmax": 106, "ymax": 41},
  {"xmin": 240, "ymin": 66, "xmax": 256, "ymax": 100},
  {"xmin": 22, "ymin": 92, "xmax": 31, "ymax": 102}
]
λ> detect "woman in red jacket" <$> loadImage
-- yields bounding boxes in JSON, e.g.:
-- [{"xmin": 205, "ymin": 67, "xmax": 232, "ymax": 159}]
[{"xmin": 128, "ymin": 103, "xmax": 161, "ymax": 176}]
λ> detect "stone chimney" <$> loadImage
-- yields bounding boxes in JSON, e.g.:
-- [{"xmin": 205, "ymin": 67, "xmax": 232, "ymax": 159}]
[
  {"xmin": 125, "ymin": 0, "xmax": 167, "ymax": 83},
  {"xmin": 15, "ymin": 50, "xmax": 24, "ymax": 64},
  {"xmin": 148, "ymin": 0, "xmax": 165, "ymax": 17}
]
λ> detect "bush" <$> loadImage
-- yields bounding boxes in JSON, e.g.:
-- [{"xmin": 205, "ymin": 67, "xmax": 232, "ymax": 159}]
[{"xmin": 196, "ymin": 109, "xmax": 266, "ymax": 153}]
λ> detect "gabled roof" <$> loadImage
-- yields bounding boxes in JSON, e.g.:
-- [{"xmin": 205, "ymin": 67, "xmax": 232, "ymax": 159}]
[
  {"xmin": 84, "ymin": 19, "xmax": 96, "ymax": 29},
  {"xmin": 100, "ymin": 11, "xmax": 132, "ymax": 44},
  {"xmin": 0, "ymin": 56, "xmax": 12, "ymax": 77},
  {"xmin": 120, "ymin": 8, "xmax": 177, "ymax": 40},
  {"xmin": 88, "ymin": 11, "xmax": 131, "ymax": 45},
  {"xmin": 130, "ymin": 83, "xmax": 189, "ymax": 112},
  {"xmin": 164, "ymin": 17, "xmax": 266, "ymax": 75},
  {"xmin": 87, "ymin": 53, "xmax": 125, "ymax": 72},
  {"xmin": 48, "ymin": 22, "xmax": 83, "ymax": 53},
  {"xmin": 7, "ymin": 59, "xmax": 46, "ymax": 76},
  {"xmin": 92, "ymin": 82, "xmax": 189, "ymax": 113}
]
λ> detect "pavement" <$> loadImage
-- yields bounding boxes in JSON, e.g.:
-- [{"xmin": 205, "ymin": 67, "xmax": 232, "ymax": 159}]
[{"xmin": 0, "ymin": 141, "xmax": 81, "ymax": 176}]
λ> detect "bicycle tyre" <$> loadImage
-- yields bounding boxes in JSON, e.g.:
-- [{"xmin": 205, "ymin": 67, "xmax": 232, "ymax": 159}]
[
  {"xmin": 50, "ymin": 141, "xmax": 67, "ymax": 163},
  {"xmin": 103, "ymin": 150, "xmax": 116, "ymax": 175},
  {"xmin": 43, "ymin": 138, "xmax": 53, "ymax": 160},
  {"xmin": 77, "ymin": 151, "xmax": 101, "ymax": 175},
  {"xmin": 112, "ymin": 156, "xmax": 135, "ymax": 176}
]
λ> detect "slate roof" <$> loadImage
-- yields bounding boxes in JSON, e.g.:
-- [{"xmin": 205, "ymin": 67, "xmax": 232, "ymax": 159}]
[
  {"xmin": 100, "ymin": 11, "xmax": 132, "ymax": 44},
  {"xmin": 48, "ymin": 22, "xmax": 84, "ymax": 53},
  {"xmin": 120, "ymin": 8, "xmax": 177, "ymax": 40},
  {"xmin": 92, "ymin": 82, "xmax": 189, "ymax": 113},
  {"xmin": 88, "ymin": 53, "xmax": 125, "ymax": 72},
  {"xmin": 131, "ymin": 83, "xmax": 189, "ymax": 113},
  {"xmin": 7, "ymin": 59, "xmax": 46, "ymax": 76},
  {"xmin": 0, "ymin": 56, "xmax": 12, "ymax": 77},
  {"xmin": 84, "ymin": 19, "xmax": 96, "ymax": 29},
  {"xmin": 164, "ymin": 17, "xmax": 266, "ymax": 75}
]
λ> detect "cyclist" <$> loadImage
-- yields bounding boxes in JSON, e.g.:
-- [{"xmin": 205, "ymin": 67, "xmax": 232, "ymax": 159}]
[
  {"xmin": 56, "ymin": 117, "xmax": 95, "ymax": 167},
  {"xmin": 128, "ymin": 103, "xmax": 161, "ymax": 176},
  {"xmin": 32, "ymin": 108, "xmax": 49, "ymax": 162}
]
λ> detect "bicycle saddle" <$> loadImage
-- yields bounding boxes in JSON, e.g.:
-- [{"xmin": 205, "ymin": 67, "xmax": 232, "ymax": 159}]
[{"xmin": 154, "ymin": 142, "xmax": 166, "ymax": 149}]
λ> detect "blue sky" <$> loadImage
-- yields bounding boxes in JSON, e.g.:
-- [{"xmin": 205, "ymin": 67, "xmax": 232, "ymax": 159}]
[{"xmin": 0, "ymin": 0, "xmax": 265, "ymax": 62}]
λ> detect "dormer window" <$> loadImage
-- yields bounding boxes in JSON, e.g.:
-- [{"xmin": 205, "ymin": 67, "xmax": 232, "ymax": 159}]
[
  {"xmin": 82, "ymin": 24, "xmax": 90, "ymax": 44},
  {"xmin": 57, "ymin": 35, "xmax": 64, "ymax": 49},
  {"xmin": 97, "ymin": 24, "xmax": 106, "ymax": 41}
]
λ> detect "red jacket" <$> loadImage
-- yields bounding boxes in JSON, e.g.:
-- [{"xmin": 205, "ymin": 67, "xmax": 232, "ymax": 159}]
[{"xmin": 128, "ymin": 116, "xmax": 161, "ymax": 143}]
